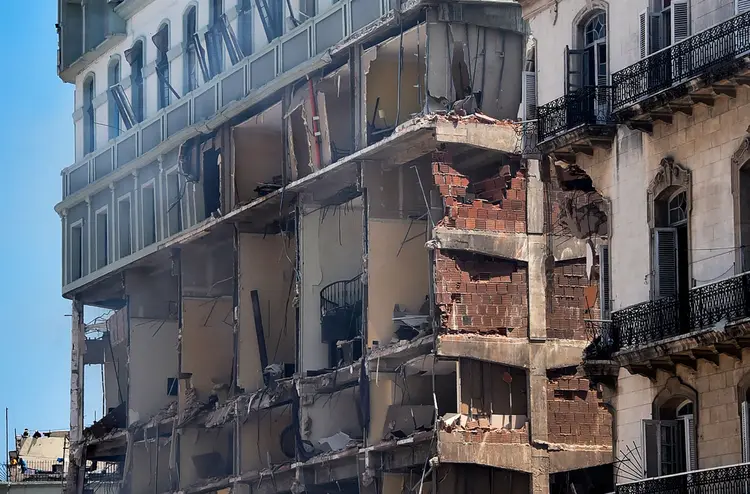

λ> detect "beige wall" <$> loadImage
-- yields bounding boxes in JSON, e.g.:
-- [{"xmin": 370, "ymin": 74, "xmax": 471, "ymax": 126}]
[
  {"xmin": 237, "ymin": 233, "xmax": 297, "ymax": 392},
  {"xmin": 301, "ymin": 387, "xmax": 362, "ymax": 447},
  {"xmin": 300, "ymin": 199, "xmax": 363, "ymax": 372},
  {"xmin": 614, "ymin": 349, "xmax": 750, "ymax": 482},
  {"xmin": 128, "ymin": 318, "xmax": 178, "ymax": 425},
  {"xmin": 179, "ymin": 427, "xmax": 232, "ymax": 489},
  {"xmin": 240, "ymin": 407, "xmax": 293, "ymax": 472},
  {"xmin": 181, "ymin": 297, "xmax": 234, "ymax": 402},
  {"xmin": 233, "ymin": 104, "xmax": 284, "ymax": 203},
  {"xmin": 132, "ymin": 441, "xmax": 170, "ymax": 494},
  {"xmin": 367, "ymin": 219, "xmax": 430, "ymax": 347}
]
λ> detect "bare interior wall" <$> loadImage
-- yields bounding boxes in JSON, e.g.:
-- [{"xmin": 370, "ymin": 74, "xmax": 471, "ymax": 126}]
[
  {"xmin": 233, "ymin": 103, "xmax": 283, "ymax": 204},
  {"xmin": 300, "ymin": 198, "xmax": 364, "ymax": 372},
  {"xmin": 181, "ymin": 297, "xmax": 234, "ymax": 403},
  {"xmin": 179, "ymin": 427, "xmax": 232, "ymax": 489},
  {"xmin": 318, "ymin": 67, "xmax": 353, "ymax": 162},
  {"xmin": 436, "ymin": 465, "xmax": 529, "ymax": 494},
  {"xmin": 128, "ymin": 318, "xmax": 178, "ymax": 425},
  {"xmin": 240, "ymin": 407, "xmax": 293, "ymax": 472},
  {"xmin": 131, "ymin": 441, "xmax": 171, "ymax": 494},
  {"xmin": 300, "ymin": 386, "xmax": 362, "ymax": 449},
  {"xmin": 460, "ymin": 360, "xmax": 527, "ymax": 428},
  {"xmin": 238, "ymin": 233, "xmax": 297, "ymax": 392},
  {"xmin": 104, "ymin": 340, "xmax": 127, "ymax": 412}
]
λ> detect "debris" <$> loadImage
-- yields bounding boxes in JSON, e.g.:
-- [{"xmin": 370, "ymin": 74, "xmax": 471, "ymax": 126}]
[
  {"xmin": 383, "ymin": 405, "xmax": 434, "ymax": 440},
  {"xmin": 318, "ymin": 432, "xmax": 352, "ymax": 452}
]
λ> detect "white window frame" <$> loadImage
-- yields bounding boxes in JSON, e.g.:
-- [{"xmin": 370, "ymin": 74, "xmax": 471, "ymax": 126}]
[
  {"xmin": 165, "ymin": 165, "xmax": 183, "ymax": 237},
  {"xmin": 117, "ymin": 192, "xmax": 134, "ymax": 260},
  {"xmin": 94, "ymin": 205, "xmax": 109, "ymax": 271},
  {"xmin": 70, "ymin": 219, "xmax": 85, "ymax": 283}
]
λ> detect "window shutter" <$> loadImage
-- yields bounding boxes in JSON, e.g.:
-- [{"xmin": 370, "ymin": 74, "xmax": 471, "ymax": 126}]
[
  {"xmin": 522, "ymin": 71, "xmax": 537, "ymax": 120},
  {"xmin": 565, "ymin": 46, "xmax": 587, "ymax": 94},
  {"xmin": 654, "ymin": 228, "xmax": 679, "ymax": 299},
  {"xmin": 743, "ymin": 401, "xmax": 750, "ymax": 462},
  {"xmin": 192, "ymin": 33, "xmax": 212, "ymax": 83},
  {"xmin": 643, "ymin": 419, "xmax": 661, "ymax": 478},
  {"xmin": 639, "ymin": 10, "xmax": 650, "ymax": 58},
  {"xmin": 672, "ymin": 0, "xmax": 691, "ymax": 45},
  {"xmin": 738, "ymin": 0, "xmax": 750, "ymax": 14},
  {"xmin": 599, "ymin": 244, "xmax": 611, "ymax": 317},
  {"xmin": 109, "ymin": 84, "xmax": 137, "ymax": 131},
  {"xmin": 220, "ymin": 13, "xmax": 244, "ymax": 63},
  {"xmin": 681, "ymin": 415, "xmax": 697, "ymax": 471}
]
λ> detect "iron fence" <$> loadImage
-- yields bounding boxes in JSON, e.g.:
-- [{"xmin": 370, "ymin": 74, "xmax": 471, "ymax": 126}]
[
  {"xmin": 2, "ymin": 459, "xmax": 66, "ymax": 482},
  {"xmin": 84, "ymin": 461, "xmax": 123, "ymax": 492},
  {"xmin": 537, "ymin": 86, "xmax": 614, "ymax": 142},
  {"xmin": 616, "ymin": 462, "xmax": 750, "ymax": 494},
  {"xmin": 598, "ymin": 271, "xmax": 750, "ymax": 355},
  {"xmin": 612, "ymin": 10, "xmax": 750, "ymax": 110}
]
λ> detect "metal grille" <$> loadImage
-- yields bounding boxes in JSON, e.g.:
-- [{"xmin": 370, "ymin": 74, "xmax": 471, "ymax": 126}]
[
  {"xmin": 613, "ymin": 10, "xmax": 750, "ymax": 109},
  {"xmin": 607, "ymin": 271, "xmax": 750, "ymax": 353},
  {"xmin": 537, "ymin": 86, "xmax": 614, "ymax": 142},
  {"xmin": 616, "ymin": 462, "xmax": 750, "ymax": 494}
]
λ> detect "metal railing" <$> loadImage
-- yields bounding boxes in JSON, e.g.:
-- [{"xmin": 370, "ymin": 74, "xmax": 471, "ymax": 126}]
[
  {"xmin": 321, "ymin": 273, "xmax": 363, "ymax": 316},
  {"xmin": 2, "ymin": 460, "xmax": 66, "ymax": 482},
  {"xmin": 616, "ymin": 462, "xmax": 750, "ymax": 494},
  {"xmin": 613, "ymin": 10, "xmax": 750, "ymax": 110},
  {"xmin": 600, "ymin": 271, "xmax": 750, "ymax": 355},
  {"xmin": 537, "ymin": 86, "xmax": 614, "ymax": 142},
  {"xmin": 84, "ymin": 461, "xmax": 123, "ymax": 491}
]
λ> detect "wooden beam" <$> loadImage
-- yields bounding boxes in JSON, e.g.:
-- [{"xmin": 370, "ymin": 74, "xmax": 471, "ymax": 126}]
[
  {"xmin": 691, "ymin": 349, "xmax": 720, "ymax": 366},
  {"xmin": 713, "ymin": 342, "xmax": 742, "ymax": 361}
]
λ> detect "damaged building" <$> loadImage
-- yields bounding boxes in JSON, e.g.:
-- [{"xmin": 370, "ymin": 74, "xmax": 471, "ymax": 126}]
[{"xmin": 56, "ymin": 1, "xmax": 614, "ymax": 493}]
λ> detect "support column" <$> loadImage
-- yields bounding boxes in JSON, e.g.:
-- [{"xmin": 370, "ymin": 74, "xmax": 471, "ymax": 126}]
[
  {"xmin": 526, "ymin": 158, "xmax": 547, "ymax": 342},
  {"xmin": 65, "ymin": 299, "xmax": 85, "ymax": 494}
]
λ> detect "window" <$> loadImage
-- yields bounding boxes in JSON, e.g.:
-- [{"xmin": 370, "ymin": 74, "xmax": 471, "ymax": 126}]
[
  {"xmin": 142, "ymin": 183, "xmax": 157, "ymax": 247},
  {"xmin": 83, "ymin": 75, "xmax": 95, "ymax": 155},
  {"xmin": 118, "ymin": 196, "xmax": 132, "ymax": 259},
  {"xmin": 567, "ymin": 10, "xmax": 607, "ymax": 93},
  {"xmin": 208, "ymin": 0, "xmax": 224, "ymax": 75},
  {"xmin": 639, "ymin": 0, "xmax": 690, "ymax": 56},
  {"xmin": 166, "ymin": 170, "xmax": 183, "ymax": 236},
  {"xmin": 71, "ymin": 222, "xmax": 83, "ymax": 282},
  {"xmin": 167, "ymin": 377, "xmax": 178, "ymax": 396},
  {"xmin": 184, "ymin": 6, "xmax": 199, "ymax": 92},
  {"xmin": 154, "ymin": 23, "xmax": 170, "ymax": 109},
  {"xmin": 643, "ymin": 383, "xmax": 697, "ymax": 477},
  {"xmin": 125, "ymin": 41, "xmax": 145, "ymax": 123},
  {"xmin": 238, "ymin": 0, "xmax": 253, "ymax": 57},
  {"xmin": 95, "ymin": 207, "xmax": 109, "ymax": 270},
  {"xmin": 108, "ymin": 59, "xmax": 121, "ymax": 139}
]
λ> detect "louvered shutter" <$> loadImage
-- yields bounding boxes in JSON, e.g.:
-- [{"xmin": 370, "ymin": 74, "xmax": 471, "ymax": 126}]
[
  {"xmin": 743, "ymin": 401, "xmax": 750, "ymax": 462},
  {"xmin": 109, "ymin": 85, "xmax": 136, "ymax": 131},
  {"xmin": 672, "ymin": 0, "xmax": 690, "ymax": 45},
  {"xmin": 639, "ymin": 10, "xmax": 650, "ymax": 58},
  {"xmin": 643, "ymin": 420, "xmax": 661, "ymax": 478},
  {"xmin": 654, "ymin": 228, "xmax": 679, "ymax": 299},
  {"xmin": 682, "ymin": 415, "xmax": 697, "ymax": 471},
  {"xmin": 522, "ymin": 71, "xmax": 537, "ymax": 120},
  {"xmin": 599, "ymin": 244, "xmax": 611, "ymax": 317},
  {"xmin": 738, "ymin": 0, "xmax": 750, "ymax": 13}
]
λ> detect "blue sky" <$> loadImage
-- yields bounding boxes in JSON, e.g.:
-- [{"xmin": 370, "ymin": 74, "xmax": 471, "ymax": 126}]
[{"xmin": 0, "ymin": 2, "xmax": 102, "ymax": 448}]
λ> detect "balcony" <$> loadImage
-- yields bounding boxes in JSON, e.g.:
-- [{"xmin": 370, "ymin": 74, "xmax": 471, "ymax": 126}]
[
  {"xmin": 536, "ymin": 86, "xmax": 616, "ymax": 163},
  {"xmin": 612, "ymin": 10, "xmax": 750, "ymax": 129},
  {"xmin": 320, "ymin": 274, "xmax": 363, "ymax": 368},
  {"xmin": 616, "ymin": 462, "xmax": 750, "ymax": 494},
  {"xmin": 587, "ymin": 271, "xmax": 750, "ymax": 373}
]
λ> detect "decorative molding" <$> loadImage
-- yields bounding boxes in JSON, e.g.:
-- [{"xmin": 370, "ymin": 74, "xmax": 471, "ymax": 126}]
[
  {"xmin": 652, "ymin": 376, "xmax": 698, "ymax": 419},
  {"xmin": 731, "ymin": 125, "xmax": 750, "ymax": 169},
  {"xmin": 646, "ymin": 157, "xmax": 691, "ymax": 229}
]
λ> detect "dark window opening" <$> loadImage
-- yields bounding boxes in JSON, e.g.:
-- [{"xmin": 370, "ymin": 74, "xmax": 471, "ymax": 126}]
[
  {"xmin": 125, "ymin": 41, "xmax": 145, "ymax": 123},
  {"xmin": 83, "ymin": 75, "xmax": 95, "ymax": 155},
  {"xmin": 96, "ymin": 210, "xmax": 109, "ymax": 270},
  {"xmin": 142, "ymin": 185, "xmax": 157, "ymax": 246},
  {"xmin": 108, "ymin": 61, "xmax": 121, "ymax": 139},
  {"xmin": 202, "ymin": 148, "xmax": 221, "ymax": 219},
  {"xmin": 238, "ymin": 0, "xmax": 253, "ymax": 56},
  {"xmin": 154, "ymin": 24, "xmax": 171, "ymax": 109},
  {"xmin": 185, "ymin": 7, "xmax": 199, "ymax": 92},
  {"xmin": 71, "ymin": 224, "xmax": 83, "ymax": 282}
]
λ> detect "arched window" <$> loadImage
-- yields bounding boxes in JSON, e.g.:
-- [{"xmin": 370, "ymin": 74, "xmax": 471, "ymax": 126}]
[
  {"xmin": 107, "ymin": 58, "xmax": 121, "ymax": 139},
  {"xmin": 237, "ymin": 0, "xmax": 252, "ymax": 57},
  {"xmin": 643, "ymin": 378, "xmax": 697, "ymax": 477},
  {"xmin": 154, "ymin": 23, "xmax": 170, "ymax": 109},
  {"xmin": 208, "ymin": 0, "xmax": 224, "ymax": 74},
  {"xmin": 184, "ymin": 6, "xmax": 199, "ymax": 92},
  {"xmin": 125, "ymin": 40, "xmax": 145, "ymax": 123},
  {"xmin": 583, "ymin": 12, "xmax": 607, "ymax": 87},
  {"xmin": 83, "ymin": 74, "xmax": 95, "ymax": 155}
]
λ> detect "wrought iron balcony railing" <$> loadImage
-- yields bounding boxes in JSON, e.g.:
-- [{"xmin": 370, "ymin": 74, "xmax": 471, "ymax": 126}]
[
  {"xmin": 2, "ymin": 460, "xmax": 66, "ymax": 482},
  {"xmin": 616, "ymin": 462, "xmax": 750, "ymax": 494},
  {"xmin": 599, "ymin": 271, "xmax": 750, "ymax": 355},
  {"xmin": 612, "ymin": 9, "xmax": 750, "ymax": 110},
  {"xmin": 537, "ymin": 86, "xmax": 614, "ymax": 142}
]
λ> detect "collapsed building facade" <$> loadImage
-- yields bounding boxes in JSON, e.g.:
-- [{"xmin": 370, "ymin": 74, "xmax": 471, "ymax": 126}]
[
  {"xmin": 56, "ymin": 1, "xmax": 614, "ymax": 493},
  {"xmin": 523, "ymin": 0, "xmax": 750, "ymax": 491}
]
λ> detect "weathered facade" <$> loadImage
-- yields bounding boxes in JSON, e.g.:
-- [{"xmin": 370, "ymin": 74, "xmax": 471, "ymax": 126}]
[
  {"xmin": 523, "ymin": 0, "xmax": 750, "ymax": 490},
  {"xmin": 57, "ymin": 1, "xmax": 615, "ymax": 493}
]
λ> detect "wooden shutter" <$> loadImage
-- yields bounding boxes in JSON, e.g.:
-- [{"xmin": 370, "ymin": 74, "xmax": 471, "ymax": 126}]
[
  {"xmin": 192, "ymin": 33, "xmax": 212, "ymax": 83},
  {"xmin": 522, "ymin": 71, "xmax": 537, "ymax": 120},
  {"xmin": 654, "ymin": 228, "xmax": 679, "ymax": 299},
  {"xmin": 599, "ymin": 244, "xmax": 611, "ymax": 317},
  {"xmin": 738, "ymin": 0, "xmax": 750, "ymax": 13},
  {"xmin": 672, "ymin": 0, "xmax": 691, "ymax": 45},
  {"xmin": 643, "ymin": 419, "xmax": 661, "ymax": 478},
  {"xmin": 565, "ymin": 45, "xmax": 588, "ymax": 93},
  {"xmin": 743, "ymin": 401, "xmax": 750, "ymax": 462},
  {"xmin": 220, "ymin": 13, "xmax": 244, "ymax": 63},
  {"xmin": 639, "ymin": 10, "xmax": 650, "ymax": 58},
  {"xmin": 109, "ymin": 84, "xmax": 136, "ymax": 130},
  {"xmin": 681, "ymin": 415, "xmax": 697, "ymax": 471}
]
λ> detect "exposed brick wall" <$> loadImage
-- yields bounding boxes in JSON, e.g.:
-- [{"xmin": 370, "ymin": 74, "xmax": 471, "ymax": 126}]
[
  {"xmin": 547, "ymin": 260, "xmax": 601, "ymax": 340},
  {"xmin": 432, "ymin": 152, "xmax": 527, "ymax": 234},
  {"xmin": 547, "ymin": 373, "xmax": 612, "ymax": 446},
  {"xmin": 434, "ymin": 251, "xmax": 528, "ymax": 336}
]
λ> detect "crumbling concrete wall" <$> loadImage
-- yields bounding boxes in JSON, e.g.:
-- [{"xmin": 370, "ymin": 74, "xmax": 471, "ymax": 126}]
[
  {"xmin": 233, "ymin": 103, "xmax": 284, "ymax": 203},
  {"xmin": 179, "ymin": 427, "xmax": 232, "ymax": 489},
  {"xmin": 240, "ymin": 407, "xmax": 293, "ymax": 472},
  {"xmin": 547, "ymin": 371, "xmax": 612, "ymax": 446},
  {"xmin": 131, "ymin": 440, "xmax": 170, "ymax": 494},
  {"xmin": 547, "ymin": 261, "xmax": 600, "ymax": 340},
  {"xmin": 435, "ymin": 250, "xmax": 528, "ymax": 336}
]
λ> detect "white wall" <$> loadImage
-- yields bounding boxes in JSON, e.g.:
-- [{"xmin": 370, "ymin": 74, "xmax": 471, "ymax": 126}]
[{"xmin": 299, "ymin": 198, "xmax": 363, "ymax": 372}]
